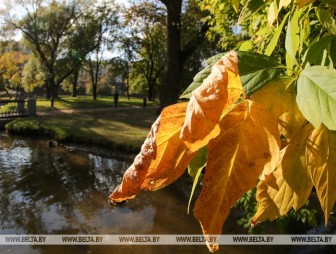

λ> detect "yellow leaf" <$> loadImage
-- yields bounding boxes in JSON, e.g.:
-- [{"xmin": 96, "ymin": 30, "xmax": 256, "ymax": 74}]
[
  {"xmin": 252, "ymin": 123, "xmax": 314, "ymax": 224},
  {"xmin": 110, "ymin": 103, "xmax": 194, "ymax": 202},
  {"xmin": 268, "ymin": 1, "xmax": 278, "ymax": 26},
  {"xmin": 180, "ymin": 51, "xmax": 243, "ymax": 152},
  {"xmin": 251, "ymin": 78, "xmax": 306, "ymax": 140},
  {"xmin": 279, "ymin": 0, "xmax": 291, "ymax": 10},
  {"xmin": 141, "ymin": 102, "xmax": 194, "ymax": 190},
  {"xmin": 194, "ymin": 100, "xmax": 280, "ymax": 252},
  {"xmin": 306, "ymin": 125, "xmax": 336, "ymax": 225}
]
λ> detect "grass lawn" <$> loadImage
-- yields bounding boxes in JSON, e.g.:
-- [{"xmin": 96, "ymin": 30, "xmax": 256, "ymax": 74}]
[
  {"xmin": 6, "ymin": 107, "xmax": 158, "ymax": 153},
  {"xmin": 36, "ymin": 95, "xmax": 159, "ymax": 111}
]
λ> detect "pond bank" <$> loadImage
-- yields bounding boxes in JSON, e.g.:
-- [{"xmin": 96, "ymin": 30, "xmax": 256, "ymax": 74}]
[{"xmin": 5, "ymin": 107, "xmax": 158, "ymax": 155}]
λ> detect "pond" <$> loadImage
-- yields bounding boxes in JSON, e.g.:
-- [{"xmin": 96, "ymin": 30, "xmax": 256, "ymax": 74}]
[{"xmin": 0, "ymin": 133, "xmax": 334, "ymax": 254}]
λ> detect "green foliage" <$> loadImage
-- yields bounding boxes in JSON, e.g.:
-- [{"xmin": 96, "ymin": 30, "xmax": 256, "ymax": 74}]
[
  {"xmin": 264, "ymin": 12, "xmax": 289, "ymax": 56},
  {"xmin": 181, "ymin": 51, "xmax": 285, "ymax": 98},
  {"xmin": 121, "ymin": 1, "xmax": 166, "ymax": 100},
  {"xmin": 235, "ymin": 190, "xmax": 318, "ymax": 234},
  {"xmin": 187, "ymin": 147, "xmax": 207, "ymax": 214},
  {"xmin": 297, "ymin": 66, "xmax": 336, "ymax": 130},
  {"xmin": 4, "ymin": 0, "xmax": 119, "ymax": 99},
  {"xmin": 198, "ymin": 0, "xmax": 336, "ymax": 130},
  {"xmin": 22, "ymin": 54, "xmax": 46, "ymax": 92},
  {"xmin": 198, "ymin": 0, "xmax": 244, "ymax": 49},
  {"xmin": 238, "ymin": 51, "xmax": 286, "ymax": 95},
  {"xmin": 303, "ymin": 35, "xmax": 336, "ymax": 67},
  {"xmin": 180, "ymin": 52, "xmax": 226, "ymax": 99},
  {"xmin": 238, "ymin": 0, "xmax": 266, "ymax": 25},
  {"xmin": 189, "ymin": 0, "xmax": 336, "ymax": 239}
]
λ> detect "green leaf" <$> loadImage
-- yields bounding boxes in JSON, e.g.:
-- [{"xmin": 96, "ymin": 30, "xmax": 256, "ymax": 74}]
[
  {"xmin": 180, "ymin": 53, "xmax": 225, "ymax": 99},
  {"xmin": 265, "ymin": 12, "xmax": 290, "ymax": 56},
  {"xmin": 181, "ymin": 51, "xmax": 286, "ymax": 99},
  {"xmin": 285, "ymin": 10, "xmax": 302, "ymax": 67},
  {"xmin": 303, "ymin": 35, "xmax": 336, "ymax": 67},
  {"xmin": 237, "ymin": 51, "xmax": 285, "ymax": 95},
  {"xmin": 206, "ymin": 52, "xmax": 226, "ymax": 66},
  {"xmin": 330, "ymin": 40, "xmax": 336, "ymax": 67},
  {"xmin": 297, "ymin": 66, "xmax": 336, "ymax": 130},
  {"xmin": 316, "ymin": 9, "xmax": 336, "ymax": 34},
  {"xmin": 231, "ymin": 0, "xmax": 240, "ymax": 12},
  {"xmin": 239, "ymin": 40, "xmax": 254, "ymax": 51},
  {"xmin": 300, "ymin": 16, "xmax": 311, "ymax": 57},
  {"xmin": 188, "ymin": 146, "xmax": 208, "ymax": 179},
  {"xmin": 187, "ymin": 146, "xmax": 207, "ymax": 214},
  {"xmin": 238, "ymin": 0, "xmax": 266, "ymax": 25},
  {"xmin": 187, "ymin": 165, "xmax": 204, "ymax": 215}
]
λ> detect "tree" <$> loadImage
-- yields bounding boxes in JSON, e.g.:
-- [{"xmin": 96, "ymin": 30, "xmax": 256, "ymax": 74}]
[
  {"xmin": 110, "ymin": 0, "xmax": 336, "ymax": 253},
  {"xmin": 21, "ymin": 53, "xmax": 46, "ymax": 93},
  {"xmin": 109, "ymin": 56, "xmax": 131, "ymax": 100},
  {"xmin": 158, "ymin": 0, "xmax": 210, "ymax": 109},
  {"xmin": 71, "ymin": 0, "xmax": 119, "ymax": 99},
  {"xmin": 197, "ymin": 0, "xmax": 248, "ymax": 50},
  {"xmin": 84, "ymin": 50, "xmax": 106, "ymax": 101},
  {"xmin": 2, "ymin": 0, "xmax": 113, "ymax": 104},
  {"xmin": 0, "ymin": 50, "xmax": 28, "ymax": 98},
  {"xmin": 79, "ymin": 1, "xmax": 119, "ymax": 100},
  {"xmin": 121, "ymin": 1, "xmax": 166, "ymax": 101},
  {"xmin": 158, "ymin": 0, "xmax": 182, "ymax": 108}
]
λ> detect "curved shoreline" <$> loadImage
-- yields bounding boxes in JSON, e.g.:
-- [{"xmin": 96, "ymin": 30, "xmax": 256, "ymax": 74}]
[{"xmin": 6, "ymin": 119, "xmax": 141, "ymax": 155}]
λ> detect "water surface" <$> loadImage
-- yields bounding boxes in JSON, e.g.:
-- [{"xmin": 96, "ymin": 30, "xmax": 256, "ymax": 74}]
[{"xmin": 0, "ymin": 134, "xmax": 333, "ymax": 254}]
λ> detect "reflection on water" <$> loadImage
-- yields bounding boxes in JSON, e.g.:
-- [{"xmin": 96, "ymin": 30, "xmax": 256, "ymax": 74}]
[
  {"xmin": 0, "ymin": 134, "xmax": 334, "ymax": 254},
  {"xmin": 0, "ymin": 134, "xmax": 210, "ymax": 254}
]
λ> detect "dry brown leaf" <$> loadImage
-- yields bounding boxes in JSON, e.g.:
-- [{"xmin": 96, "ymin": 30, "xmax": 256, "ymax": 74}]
[
  {"xmin": 180, "ymin": 50, "xmax": 243, "ymax": 152},
  {"xmin": 193, "ymin": 100, "xmax": 280, "ymax": 252},
  {"xmin": 110, "ymin": 103, "xmax": 194, "ymax": 202},
  {"xmin": 109, "ymin": 116, "xmax": 160, "ymax": 203}
]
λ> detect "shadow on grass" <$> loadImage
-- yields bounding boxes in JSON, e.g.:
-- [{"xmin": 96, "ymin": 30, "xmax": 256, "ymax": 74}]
[{"xmin": 6, "ymin": 107, "xmax": 159, "ymax": 152}]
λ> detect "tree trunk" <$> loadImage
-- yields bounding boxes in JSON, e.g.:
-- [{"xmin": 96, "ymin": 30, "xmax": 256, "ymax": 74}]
[
  {"xmin": 45, "ymin": 81, "xmax": 50, "ymax": 99},
  {"xmin": 148, "ymin": 81, "xmax": 154, "ymax": 101},
  {"xmin": 126, "ymin": 64, "xmax": 131, "ymax": 100},
  {"xmin": 160, "ymin": 0, "xmax": 182, "ymax": 109},
  {"xmin": 72, "ymin": 81, "xmax": 77, "ymax": 97},
  {"xmin": 49, "ymin": 77, "xmax": 58, "ymax": 107},
  {"xmin": 72, "ymin": 69, "xmax": 79, "ymax": 97},
  {"xmin": 93, "ymin": 83, "xmax": 97, "ymax": 100}
]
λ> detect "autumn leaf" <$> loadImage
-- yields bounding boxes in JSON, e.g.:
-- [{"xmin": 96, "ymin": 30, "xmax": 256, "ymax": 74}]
[
  {"xmin": 306, "ymin": 125, "xmax": 336, "ymax": 225},
  {"xmin": 141, "ymin": 102, "xmax": 194, "ymax": 190},
  {"xmin": 252, "ymin": 123, "xmax": 314, "ymax": 224},
  {"xmin": 109, "ymin": 116, "xmax": 160, "ymax": 203},
  {"xmin": 279, "ymin": 0, "xmax": 291, "ymax": 10},
  {"xmin": 110, "ymin": 103, "xmax": 194, "ymax": 202},
  {"xmin": 297, "ymin": 0, "xmax": 314, "ymax": 8},
  {"xmin": 251, "ymin": 77, "xmax": 306, "ymax": 140},
  {"xmin": 180, "ymin": 51, "xmax": 243, "ymax": 152},
  {"xmin": 193, "ymin": 100, "xmax": 280, "ymax": 252}
]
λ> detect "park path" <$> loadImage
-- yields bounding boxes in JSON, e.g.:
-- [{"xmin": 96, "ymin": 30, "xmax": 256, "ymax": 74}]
[{"xmin": 37, "ymin": 105, "xmax": 156, "ymax": 116}]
